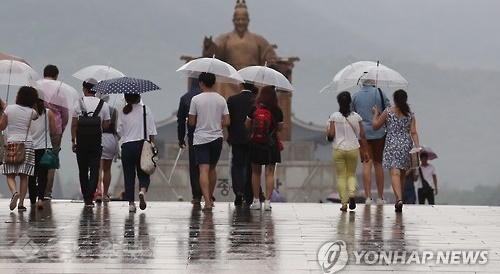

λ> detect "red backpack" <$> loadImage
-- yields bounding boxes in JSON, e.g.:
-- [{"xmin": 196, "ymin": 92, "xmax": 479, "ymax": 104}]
[{"xmin": 250, "ymin": 105, "xmax": 274, "ymax": 145}]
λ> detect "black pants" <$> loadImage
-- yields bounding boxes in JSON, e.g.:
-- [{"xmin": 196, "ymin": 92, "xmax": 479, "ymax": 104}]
[
  {"xmin": 188, "ymin": 136, "xmax": 201, "ymax": 200},
  {"xmin": 418, "ymin": 188, "xmax": 435, "ymax": 205},
  {"xmin": 28, "ymin": 149, "xmax": 50, "ymax": 204},
  {"xmin": 76, "ymin": 146, "xmax": 102, "ymax": 203},
  {"xmin": 231, "ymin": 143, "xmax": 251, "ymax": 196}
]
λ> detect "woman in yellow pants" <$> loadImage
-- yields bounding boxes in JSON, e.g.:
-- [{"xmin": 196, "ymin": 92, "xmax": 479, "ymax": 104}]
[{"xmin": 327, "ymin": 91, "xmax": 369, "ymax": 211}]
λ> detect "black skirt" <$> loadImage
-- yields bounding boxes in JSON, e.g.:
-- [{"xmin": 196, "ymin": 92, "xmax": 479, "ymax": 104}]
[{"xmin": 249, "ymin": 141, "xmax": 281, "ymax": 165}]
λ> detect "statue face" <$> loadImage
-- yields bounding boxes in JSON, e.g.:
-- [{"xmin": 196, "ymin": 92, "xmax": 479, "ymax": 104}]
[{"xmin": 233, "ymin": 9, "xmax": 249, "ymax": 33}]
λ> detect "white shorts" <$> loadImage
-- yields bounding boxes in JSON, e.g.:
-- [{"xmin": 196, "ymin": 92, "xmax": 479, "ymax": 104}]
[{"xmin": 101, "ymin": 133, "xmax": 118, "ymax": 160}]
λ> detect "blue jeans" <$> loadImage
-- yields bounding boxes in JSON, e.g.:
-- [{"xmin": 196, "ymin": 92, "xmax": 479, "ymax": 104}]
[
  {"xmin": 121, "ymin": 141, "xmax": 150, "ymax": 202},
  {"xmin": 76, "ymin": 146, "xmax": 102, "ymax": 203}
]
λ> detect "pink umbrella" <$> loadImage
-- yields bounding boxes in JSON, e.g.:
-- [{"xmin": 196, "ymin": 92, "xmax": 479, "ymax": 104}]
[{"xmin": 420, "ymin": 145, "xmax": 438, "ymax": 160}]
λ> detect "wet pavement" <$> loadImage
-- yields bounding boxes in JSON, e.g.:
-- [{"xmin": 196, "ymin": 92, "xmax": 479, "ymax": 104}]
[{"xmin": 0, "ymin": 199, "xmax": 498, "ymax": 273}]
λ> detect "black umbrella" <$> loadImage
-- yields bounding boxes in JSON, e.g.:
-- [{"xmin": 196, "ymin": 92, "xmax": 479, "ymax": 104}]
[{"xmin": 91, "ymin": 76, "xmax": 160, "ymax": 94}]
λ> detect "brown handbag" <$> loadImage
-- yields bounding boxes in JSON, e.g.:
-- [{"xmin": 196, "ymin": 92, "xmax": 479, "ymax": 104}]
[{"xmin": 3, "ymin": 113, "xmax": 32, "ymax": 165}]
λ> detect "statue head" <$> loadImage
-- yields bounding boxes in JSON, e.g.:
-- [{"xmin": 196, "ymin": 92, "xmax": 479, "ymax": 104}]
[{"xmin": 233, "ymin": 0, "xmax": 249, "ymax": 34}]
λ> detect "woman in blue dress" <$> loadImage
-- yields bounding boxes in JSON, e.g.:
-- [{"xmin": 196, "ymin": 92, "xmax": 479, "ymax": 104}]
[{"xmin": 372, "ymin": 89, "xmax": 420, "ymax": 212}]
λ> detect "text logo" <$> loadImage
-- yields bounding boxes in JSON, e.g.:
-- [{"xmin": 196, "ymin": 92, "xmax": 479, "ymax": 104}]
[{"xmin": 317, "ymin": 240, "xmax": 348, "ymax": 274}]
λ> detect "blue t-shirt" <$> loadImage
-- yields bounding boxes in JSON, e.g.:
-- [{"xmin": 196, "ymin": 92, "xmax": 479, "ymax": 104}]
[{"xmin": 351, "ymin": 85, "xmax": 391, "ymax": 140}]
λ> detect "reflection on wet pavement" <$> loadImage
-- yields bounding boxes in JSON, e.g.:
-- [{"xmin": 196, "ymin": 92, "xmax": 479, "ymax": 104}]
[{"xmin": 0, "ymin": 199, "xmax": 498, "ymax": 273}]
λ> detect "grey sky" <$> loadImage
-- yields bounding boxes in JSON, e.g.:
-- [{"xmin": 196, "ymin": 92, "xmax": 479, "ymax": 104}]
[{"xmin": 1, "ymin": 0, "xmax": 499, "ymax": 193}]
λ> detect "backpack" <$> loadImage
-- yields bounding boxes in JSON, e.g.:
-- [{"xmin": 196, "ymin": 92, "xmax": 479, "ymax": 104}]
[
  {"xmin": 250, "ymin": 105, "xmax": 274, "ymax": 146},
  {"xmin": 76, "ymin": 99, "xmax": 104, "ymax": 148}
]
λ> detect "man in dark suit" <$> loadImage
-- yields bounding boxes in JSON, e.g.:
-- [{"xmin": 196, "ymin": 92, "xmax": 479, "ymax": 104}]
[
  {"xmin": 227, "ymin": 82, "xmax": 263, "ymax": 206},
  {"xmin": 177, "ymin": 80, "xmax": 202, "ymax": 205}
]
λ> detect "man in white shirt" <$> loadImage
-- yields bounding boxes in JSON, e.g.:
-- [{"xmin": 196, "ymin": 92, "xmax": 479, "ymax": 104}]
[
  {"xmin": 71, "ymin": 79, "xmax": 110, "ymax": 207},
  {"xmin": 188, "ymin": 72, "xmax": 230, "ymax": 212},
  {"xmin": 414, "ymin": 152, "xmax": 438, "ymax": 205}
]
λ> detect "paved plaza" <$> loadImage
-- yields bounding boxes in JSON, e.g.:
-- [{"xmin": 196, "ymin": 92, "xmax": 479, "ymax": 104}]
[{"xmin": 0, "ymin": 199, "xmax": 498, "ymax": 273}]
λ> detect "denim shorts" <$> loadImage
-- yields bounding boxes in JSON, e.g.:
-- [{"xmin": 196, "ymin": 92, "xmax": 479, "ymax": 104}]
[{"xmin": 194, "ymin": 137, "xmax": 223, "ymax": 165}]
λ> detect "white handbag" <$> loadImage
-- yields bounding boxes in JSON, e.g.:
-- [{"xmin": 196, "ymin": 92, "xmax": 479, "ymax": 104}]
[{"xmin": 139, "ymin": 105, "xmax": 158, "ymax": 175}]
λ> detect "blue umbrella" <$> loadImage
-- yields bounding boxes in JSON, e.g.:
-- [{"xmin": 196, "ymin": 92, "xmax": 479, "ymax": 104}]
[{"xmin": 91, "ymin": 76, "xmax": 160, "ymax": 94}]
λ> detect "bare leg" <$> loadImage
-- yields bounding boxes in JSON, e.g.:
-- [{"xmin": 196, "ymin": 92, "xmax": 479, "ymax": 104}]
[
  {"xmin": 390, "ymin": 169, "xmax": 403, "ymax": 201},
  {"xmin": 101, "ymin": 159, "xmax": 113, "ymax": 199},
  {"xmin": 18, "ymin": 174, "xmax": 28, "ymax": 207},
  {"xmin": 198, "ymin": 164, "xmax": 211, "ymax": 207},
  {"xmin": 264, "ymin": 164, "xmax": 275, "ymax": 200},
  {"xmin": 362, "ymin": 160, "xmax": 372, "ymax": 199},
  {"xmin": 208, "ymin": 164, "xmax": 217, "ymax": 199},
  {"xmin": 6, "ymin": 174, "xmax": 17, "ymax": 194},
  {"xmin": 374, "ymin": 160, "xmax": 385, "ymax": 200},
  {"xmin": 251, "ymin": 164, "xmax": 262, "ymax": 199}
]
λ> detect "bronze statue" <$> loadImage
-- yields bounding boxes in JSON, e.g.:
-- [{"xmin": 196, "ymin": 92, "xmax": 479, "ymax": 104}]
[{"xmin": 202, "ymin": 0, "xmax": 277, "ymax": 70}]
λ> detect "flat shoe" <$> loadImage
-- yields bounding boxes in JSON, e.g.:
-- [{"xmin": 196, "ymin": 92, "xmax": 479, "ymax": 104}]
[
  {"xmin": 18, "ymin": 205, "xmax": 27, "ymax": 212},
  {"xmin": 348, "ymin": 197, "xmax": 356, "ymax": 210},
  {"xmin": 9, "ymin": 192, "xmax": 19, "ymax": 211},
  {"xmin": 395, "ymin": 200, "xmax": 403, "ymax": 213}
]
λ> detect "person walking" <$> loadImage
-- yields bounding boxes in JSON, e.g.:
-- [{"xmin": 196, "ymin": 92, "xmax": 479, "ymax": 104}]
[
  {"xmin": 117, "ymin": 94, "xmax": 157, "ymax": 213},
  {"xmin": 71, "ymin": 79, "xmax": 110, "ymax": 207},
  {"xmin": 227, "ymin": 82, "xmax": 256, "ymax": 206},
  {"xmin": 177, "ymin": 80, "xmax": 202, "ymax": 205},
  {"xmin": 415, "ymin": 152, "xmax": 438, "ymax": 205},
  {"xmin": 188, "ymin": 72, "xmax": 230, "ymax": 212},
  {"xmin": 0, "ymin": 86, "xmax": 39, "ymax": 211},
  {"xmin": 96, "ymin": 95, "xmax": 119, "ymax": 203},
  {"xmin": 326, "ymin": 91, "xmax": 369, "ymax": 212},
  {"xmin": 42, "ymin": 64, "xmax": 68, "ymax": 201},
  {"xmin": 372, "ymin": 89, "xmax": 420, "ymax": 212},
  {"xmin": 245, "ymin": 85, "xmax": 283, "ymax": 211},
  {"xmin": 352, "ymin": 79, "xmax": 391, "ymax": 205},
  {"xmin": 28, "ymin": 97, "xmax": 56, "ymax": 210}
]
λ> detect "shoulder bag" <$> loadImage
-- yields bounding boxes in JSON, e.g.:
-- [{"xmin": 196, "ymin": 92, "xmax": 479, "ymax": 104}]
[
  {"xmin": 4, "ymin": 113, "xmax": 32, "ymax": 165},
  {"xmin": 40, "ymin": 112, "xmax": 60, "ymax": 169},
  {"xmin": 140, "ymin": 105, "xmax": 158, "ymax": 175}
]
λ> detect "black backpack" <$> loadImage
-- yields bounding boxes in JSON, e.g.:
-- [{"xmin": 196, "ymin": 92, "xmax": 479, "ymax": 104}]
[{"xmin": 76, "ymin": 99, "xmax": 104, "ymax": 148}]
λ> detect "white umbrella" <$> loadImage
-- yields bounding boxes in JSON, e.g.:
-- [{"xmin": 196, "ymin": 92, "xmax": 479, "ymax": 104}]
[
  {"xmin": 36, "ymin": 79, "xmax": 79, "ymax": 109},
  {"xmin": 72, "ymin": 65, "xmax": 125, "ymax": 82},
  {"xmin": 344, "ymin": 63, "xmax": 408, "ymax": 89},
  {"xmin": 234, "ymin": 65, "xmax": 294, "ymax": 92},
  {"xmin": 176, "ymin": 57, "xmax": 244, "ymax": 84},
  {"xmin": 0, "ymin": 60, "xmax": 40, "ymax": 101},
  {"xmin": 320, "ymin": 61, "xmax": 387, "ymax": 93}
]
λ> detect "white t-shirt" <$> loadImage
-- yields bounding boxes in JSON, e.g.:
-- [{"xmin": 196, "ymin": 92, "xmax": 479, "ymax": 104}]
[
  {"xmin": 328, "ymin": 112, "xmax": 362, "ymax": 151},
  {"xmin": 4, "ymin": 104, "xmax": 39, "ymax": 142},
  {"xmin": 117, "ymin": 104, "xmax": 157, "ymax": 143},
  {"xmin": 189, "ymin": 92, "xmax": 229, "ymax": 145},
  {"xmin": 416, "ymin": 164, "xmax": 436, "ymax": 189},
  {"xmin": 29, "ymin": 110, "xmax": 52, "ymax": 149},
  {"xmin": 72, "ymin": 96, "xmax": 110, "ymax": 123}
]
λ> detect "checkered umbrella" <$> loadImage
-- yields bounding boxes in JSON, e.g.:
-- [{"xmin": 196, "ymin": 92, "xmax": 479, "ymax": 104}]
[{"xmin": 91, "ymin": 77, "xmax": 160, "ymax": 94}]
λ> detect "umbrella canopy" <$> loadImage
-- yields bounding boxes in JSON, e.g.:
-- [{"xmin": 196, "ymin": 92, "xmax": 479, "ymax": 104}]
[
  {"xmin": 0, "ymin": 60, "xmax": 40, "ymax": 86},
  {"xmin": 0, "ymin": 52, "xmax": 29, "ymax": 65},
  {"xmin": 320, "ymin": 61, "xmax": 386, "ymax": 93},
  {"xmin": 234, "ymin": 65, "xmax": 294, "ymax": 92},
  {"xmin": 91, "ymin": 77, "xmax": 160, "ymax": 94},
  {"xmin": 36, "ymin": 79, "xmax": 79, "ymax": 108},
  {"xmin": 72, "ymin": 65, "xmax": 125, "ymax": 82},
  {"xmin": 344, "ymin": 63, "xmax": 408, "ymax": 89},
  {"xmin": 420, "ymin": 145, "xmax": 438, "ymax": 160},
  {"xmin": 176, "ymin": 57, "xmax": 244, "ymax": 84}
]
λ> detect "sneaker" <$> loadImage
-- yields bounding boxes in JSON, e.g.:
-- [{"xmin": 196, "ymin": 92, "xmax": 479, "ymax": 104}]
[
  {"xmin": 249, "ymin": 199, "xmax": 261, "ymax": 210},
  {"xmin": 139, "ymin": 192, "xmax": 147, "ymax": 210},
  {"xmin": 348, "ymin": 197, "xmax": 356, "ymax": 210},
  {"xmin": 44, "ymin": 196, "xmax": 52, "ymax": 201},
  {"xmin": 129, "ymin": 204, "xmax": 137, "ymax": 213},
  {"xmin": 264, "ymin": 200, "xmax": 272, "ymax": 211},
  {"xmin": 365, "ymin": 198, "xmax": 373, "ymax": 205},
  {"xmin": 84, "ymin": 201, "xmax": 95, "ymax": 208},
  {"xmin": 234, "ymin": 195, "xmax": 243, "ymax": 206},
  {"xmin": 9, "ymin": 192, "xmax": 19, "ymax": 211},
  {"xmin": 376, "ymin": 198, "xmax": 386, "ymax": 205},
  {"xmin": 191, "ymin": 198, "xmax": 201, "ymax": 205}
]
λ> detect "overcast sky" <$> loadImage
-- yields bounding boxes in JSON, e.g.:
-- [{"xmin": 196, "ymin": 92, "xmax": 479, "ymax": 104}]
[{"xmin": 1, "ymin": 0, "xmax": 499, "ymax": 194}]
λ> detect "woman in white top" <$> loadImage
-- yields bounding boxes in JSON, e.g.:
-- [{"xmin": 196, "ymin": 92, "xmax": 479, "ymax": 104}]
[
  {"xmin": 0, "ymin": 86, "xmax": 39, "ymax": 211},
  {"xmin": 117, "ymin": 94, "xmax": 157, "ymax": 213},
  {"xmin": 327, "ymin": 91, "xmax": 369, "ymax": 212},
  {"xmin": 28, "ymin": 98, "xmax": 56, "ymax": 209}
]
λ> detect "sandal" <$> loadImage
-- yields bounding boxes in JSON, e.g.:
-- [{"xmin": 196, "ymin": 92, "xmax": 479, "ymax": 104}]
[
  {"xmin": 340, "ymin": 205, "xmax": 347, "ymax": 212},
  {"xmin": 395, "ymin": 200, "xmax": 403, "ymax": 212}
]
